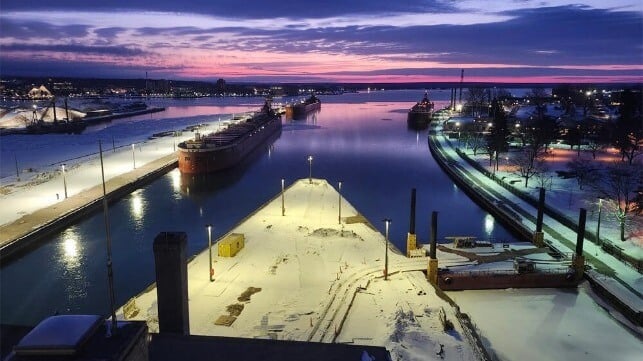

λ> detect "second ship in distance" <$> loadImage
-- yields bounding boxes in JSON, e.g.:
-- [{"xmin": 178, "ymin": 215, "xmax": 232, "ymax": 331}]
[
  {"xmin": 285, "ymin": 94, "xmax": 321, "ymax": 119},
  {"xmin": 407, "ymin": 92, "xmax": 434, "ymax": 129}
]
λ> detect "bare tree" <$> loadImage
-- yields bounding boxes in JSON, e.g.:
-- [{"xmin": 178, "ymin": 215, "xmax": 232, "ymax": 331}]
[
  {"xmin": 567, "ymin": 158, "xmax": 596, "ymax": 190},
  {"xmin": 466, "ymin": 88, "xmax": 487, "ymax": 117},
  {"xmin": 534, "ymin": 162, "xmax": 552, "ymax": 189},
  {"xmin": 614, "ymin": 129, "xmax": 643, "ymax": 165},
  {"xmin": 586, "ymin": 141, "xmax": 604, "ymax": 160},
  {"xmin": 526, "ymin": 88, "xmax": 549, "ymax": 122},
  {"xmin": 591, "ymin": 162, "xmax": 643, "ymax": 242},
  {"xmin": 465, "ymin": 131, "xmax": 486, "ymax": 155},
  {"xmin": 512, "ymin": 149, "xmax": 545, "ymax": 188},
  {"xmin": 613, "ymin": 89, "xmax": 643, "ymax": 165},
  {"xmin": 486, "ymin": 99, "xmax": 509, "ymax": 171}
]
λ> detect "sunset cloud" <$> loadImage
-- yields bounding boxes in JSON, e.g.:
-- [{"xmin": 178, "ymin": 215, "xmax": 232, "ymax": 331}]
[{"xmin": 1, "ymin": 1, "xmax": 641, "ymax": 83}]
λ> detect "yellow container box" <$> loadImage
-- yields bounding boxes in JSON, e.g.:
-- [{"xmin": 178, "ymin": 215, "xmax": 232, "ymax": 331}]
[{"xmin": 218, "ymin": 233, "xmax": 245, "ymax": 257}]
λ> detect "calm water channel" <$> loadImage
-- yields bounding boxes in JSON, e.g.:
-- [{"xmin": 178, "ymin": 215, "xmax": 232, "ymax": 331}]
[{"xmin": 1, "ymin": 90, "xmax": 518, "ymax": 325}]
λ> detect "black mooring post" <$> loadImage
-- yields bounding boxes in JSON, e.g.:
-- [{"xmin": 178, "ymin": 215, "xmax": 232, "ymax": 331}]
[
  {"xmin": 576, "ymin": 208, "xmax": 586, "ymax": 256},
  {"xmin": 153, "ymin": 232, "xmax": 190, "ymax": 335},
  {"xmin": 430, "ymin": 211, "xmax": 437, "ymax": 259},
  {"xmin": 409, "ymin": 188, "xmax": 416, "ymax": 235},
  {"xmin": 536, "ymin": 187, "xmax": 545, "ymax": 232}
]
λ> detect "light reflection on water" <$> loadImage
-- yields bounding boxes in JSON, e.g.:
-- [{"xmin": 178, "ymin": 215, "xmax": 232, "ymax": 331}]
[
  {"xmin": 58, "ymin": 227, "xmax": 89, "ymax": 303},
  {"xmin": 170, "ymin": 170, "xmax": 182, "ymax": 196},
  {"xmin": 485, "ymin": 214, "xmax": 495, "ymax": 237},
  {"xmin": 60, "ymin": 228, "xmax": 81, "ymax": 269},
  {"xmin": 130, "ymin": 190, "xmax": 145, "ymax": 221}
]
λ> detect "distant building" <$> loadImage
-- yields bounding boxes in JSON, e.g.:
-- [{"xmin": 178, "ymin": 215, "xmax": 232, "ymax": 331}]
[{"xmin": 27, "ymin": 85, "xmax": 53, "ymax": 99}]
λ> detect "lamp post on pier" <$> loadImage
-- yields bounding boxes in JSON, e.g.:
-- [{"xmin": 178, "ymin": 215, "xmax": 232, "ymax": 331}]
[
  {"xmin": 61, "ymin": 164, "xmax": 68, "ymax": 199},
  {"xmin": 281, "ymin": 179, "xmax": 285, "ymax": 216},
  {"xmin": 15, "ymin": 155, "xmax": 20, "ymax": 181},
  {"xmin": 131, "ymin": 144, "xmax": 136, "ymax": 169},
  {"xmin": 383, "ymin": 219, "xmax": 391, "ymax": 280},
  {"xmin": 338, "ymin": 181, "xmax": 342, "ymax": 224},
  {"xmin": 307, "ymin": 155, "xmax": 313, "ymax": 184},
  {"xmin": 596, "ymin": 198, "xmax": 603, "ymax": 245},
  {"xmin": 206, "ymin": 224, "xmax": 214, "ymax": 282}
]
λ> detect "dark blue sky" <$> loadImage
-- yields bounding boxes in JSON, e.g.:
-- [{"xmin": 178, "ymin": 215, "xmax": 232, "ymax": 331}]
[{"xmin": 1, "ymin": 0, "xmax": 641, "ymax": 82}]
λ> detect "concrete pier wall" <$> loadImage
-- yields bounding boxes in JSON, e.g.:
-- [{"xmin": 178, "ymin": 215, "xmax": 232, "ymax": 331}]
[
  {"xmin": 0, "ymin": 155, "xmax": 177, "ymax": 263},
  {"xmin": 427, "ymin": 135, "xmax": 533, "ymax": 242}
]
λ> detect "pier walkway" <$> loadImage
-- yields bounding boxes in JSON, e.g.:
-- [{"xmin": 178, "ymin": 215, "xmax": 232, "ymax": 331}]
[
  {"xmin": 0, "ymin": 153, "xmax": 177, "ymax": 259},
  {"xmin": 0, "ymin": 121, "xmax": 208, "ymax": 260}
]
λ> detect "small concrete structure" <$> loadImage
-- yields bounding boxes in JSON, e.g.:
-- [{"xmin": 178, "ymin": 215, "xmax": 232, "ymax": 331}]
[
  {"xmin": 153, "ymin": 232, "xmax": 189, "ymax": 335},
  {"xmin": 218, "ymin": 233, "xmax": 245, "ymax": 257}
]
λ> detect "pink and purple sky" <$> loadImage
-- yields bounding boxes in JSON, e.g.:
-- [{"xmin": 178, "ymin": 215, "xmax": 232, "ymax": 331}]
[{"xmin": 1, "ymin": 0, "xmax": 642, "ymax": 83}]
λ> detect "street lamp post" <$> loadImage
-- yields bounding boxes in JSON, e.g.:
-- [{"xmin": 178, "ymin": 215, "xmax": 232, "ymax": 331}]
[
  {"xmin": 338, "ymin": 181, "xmax": 342, "ymax": 224},
  {"xmin": 596, "ymin": 198, "xmax": 603, "ymax": 245},
  {"xmin": 206, "ymin": 224, "xmax": 214, "ymax": 282},
  {"xmin": 383, "ymin": 219, "xmax": 391, "ymax": 280},
  {"xmin": 15, "ymin": 155, "xmax": 20, "ymax": 181},
  {"xmin": 61, "ymin": 164, "xmax": 68, "ymax": 199},
  {"xmin": 281, "ymin": 178, "xmax": 285, "ymax": 216},
  {"xmin": 307, "ymin": 155, "xmax": 313, "ymax": 184},
  {"xmin": 131, "ymin": 144, "xmax": 136, "ymax": 169}
]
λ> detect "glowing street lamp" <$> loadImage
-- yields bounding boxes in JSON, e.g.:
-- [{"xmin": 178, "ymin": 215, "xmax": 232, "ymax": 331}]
[
  {"xmin": 131, "ymin": 144, "xmax": 136, "ymax": 169},
  {"xmin": 206, "ymin": 224, "xmax": 214, "ymax": 282},
  {"xmin": 307, "ymin": 155, "xmax": 313, "ymax": 184},
  {"xmin": 383, "ymin": 218, "xmax": 391, "ymax": 280},
  {"xmin": 61, "ymin": 164, "xmax": 68, "ymax": 199},
  {"xmin": 338, "ymin": 181, "xmax": 343, "ymax": 224},
  {"xmin": 596, "ymin": 198, "xmax": 603, "ymax": 244},
  {"xmin": 281, "ymin": 178, "xmax": 285, "ymax": 216}
]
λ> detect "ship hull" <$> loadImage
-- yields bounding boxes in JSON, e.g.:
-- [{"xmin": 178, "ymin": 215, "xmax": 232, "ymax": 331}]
[
  {"xmin": 407, "ymin": 111, "xmax": 431, "ymax": 129},
  {"xmin": 292, "ymin": 101, "xmax": 321, "ymax": 118},
  {"xmin": 26, "ymin": 121, "xmax": 87, "ymax": 134},
  {"xmin": 178, "ymin": 117, "xmax": 281, "ymax": 174}
]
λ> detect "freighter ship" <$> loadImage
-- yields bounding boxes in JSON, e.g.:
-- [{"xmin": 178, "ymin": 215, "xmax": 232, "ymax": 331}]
[
  {"xmin": 286, "ymin": 94, "xmax": 321, "ymax": 118},
  {"xmin": 177, "ymin": 101, "xmax": 281, "ymax": 174},
  {"xmin": 407, "ymin": 92, "xmax": 434, "ymax": 129}
]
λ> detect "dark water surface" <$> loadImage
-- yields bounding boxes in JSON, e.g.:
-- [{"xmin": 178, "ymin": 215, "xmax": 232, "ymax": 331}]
[{"xmin": 1, "ymin": 90, "xmax": 517, "ymax": 325}]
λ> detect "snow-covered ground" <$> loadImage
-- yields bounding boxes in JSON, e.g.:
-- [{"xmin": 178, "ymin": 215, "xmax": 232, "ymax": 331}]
[
  {"xmin": 462, "ymin": 141, "xmax": 642, "ymax": 259},
  {"xmin": 439, "ymin": 132, "xmax": 643, "ymax": 276},
  {"xmin": 118, "ymin": 178, "xmax": 642, "ymax": 361},
  {"xmin": 118, "ymin": 179, "xmax": 479, "ymax": 361},
  {"xmin": 449, "ymin": 284, "xmax": 643, "ymax": 361},
  {"xmin": 429, "ymin": 131, "xmax": 643, "ymax": 360}
]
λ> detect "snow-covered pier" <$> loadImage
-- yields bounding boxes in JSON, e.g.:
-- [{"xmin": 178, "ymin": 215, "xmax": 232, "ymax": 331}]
[
  {"xmin": 0, "ymin": 153, "xmax": 178, "ymax": 261},
  {"xmin": 119, "ymin": 178, "xmax": 480, "ymax": 360}
]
